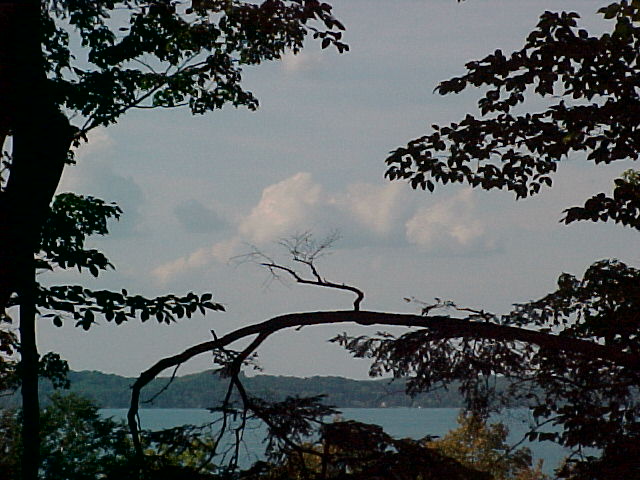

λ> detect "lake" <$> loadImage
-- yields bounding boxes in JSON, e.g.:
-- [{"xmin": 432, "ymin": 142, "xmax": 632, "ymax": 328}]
[{"xmin": 102, "ymin": 407, "xmax": 570, "ymax": 474}]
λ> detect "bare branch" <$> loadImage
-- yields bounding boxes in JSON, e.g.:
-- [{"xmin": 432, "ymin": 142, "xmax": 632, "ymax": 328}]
[
  {"xmin": 208, "ymin": 332, "xmax": 271, "ymax": 471},
  {"xmin": 237, "ymin": 232, "xmax": 365, "ymax": 310},
  {"xmin": 405, "ymin": 297, "xmax": 496, "ymax": 322}
]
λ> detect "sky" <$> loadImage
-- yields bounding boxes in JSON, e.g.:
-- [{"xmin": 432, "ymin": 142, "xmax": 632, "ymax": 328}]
[{"xmin": 35, "ymin": 0, "xmax": 638, "ymax": 380}]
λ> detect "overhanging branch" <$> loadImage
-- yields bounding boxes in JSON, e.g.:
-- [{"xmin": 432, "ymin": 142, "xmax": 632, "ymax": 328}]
[{"xmin": 128, "ymin": 310, "xmax": 640, "ymax": 454}]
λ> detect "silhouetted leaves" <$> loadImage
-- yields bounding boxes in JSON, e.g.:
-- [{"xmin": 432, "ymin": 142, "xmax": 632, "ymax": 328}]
[
  {"xmin": 562, "ymin": 170, "xmax": 640, "ymax": 229},
  {"xmin": 43, "ymin": 0, "xmax": 348, "ymax": 130},
  {"xmin": 36, "ymin": 285, "xmax": 224, "ymax": 329},
  {"xmin": 386, "ymin": 5, "xmax": 640, "ymax": 201}
]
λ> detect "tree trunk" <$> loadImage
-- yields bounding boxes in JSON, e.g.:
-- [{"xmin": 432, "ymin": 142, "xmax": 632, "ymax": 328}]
[
  {"xmin": 0, "ymin": 2, "xmax": 74, "ymax": 480},
  {"xmin": 0, "ymin": 0, "xmax": 73, "ymax": 310},
  {"xmin": 19, "ymin": 260, "xmax": 39, "ymax": 480}
]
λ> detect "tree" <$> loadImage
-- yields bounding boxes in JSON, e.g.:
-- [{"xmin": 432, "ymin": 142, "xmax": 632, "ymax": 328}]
[
  {"xmin": 0, "ymin": 392, "xmax": 233, "ymax": 479},
  {"xmin": 126, "ymin": 233, "xmax": 638, "ymax": 478},
  {"xmin": 0, "ymin": 1, "xmax": 347, "ymax": 479},
  {"xmin": 0, "ymin": 392, "xmax": 131, "ymax": 479},
  {"xmin": 0, "ymin": 189, "xmax": 225, "ymax": 479},
  {"xmin": 254, "ymin": 412, "xmax": 548, "ymax": 480},
  {"xmin": 381, "ymin": 2, "xmax": 640, "ymax": 478},
  {"xmin": 427, "ymin": 412, "xmax": 548, "ymax": 480},
  {"xmin": 124, "ymin": 3, "xmax": 640, "ymax": 479}
]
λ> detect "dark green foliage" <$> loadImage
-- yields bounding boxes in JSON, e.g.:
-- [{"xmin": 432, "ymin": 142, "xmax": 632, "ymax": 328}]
[
  {"xmin": 335, "ymin": 261, "xmax": 640, "ymax": 472},
  {"xmin": 244, "ymin": 418, "xmax": 493, "ymax": 480},
  {"xmin": 0, "ymin": 393, "xmax": 230, "ymax": 479},
  {"xmin": 378, "ymin": 3, "xmax": 640, "ymax": 478},
  {"xmin": 1, "ymin": 393, "xmax": 544, "ymax": 480},
  {"xmin": 42, "ymin": 0, "xmax": 347, "ymax": 130},
  {"xmin": 34, "ymin": 192, "xmax": 225, "ymax": 330},
  {"xmin": 0, "ymin": 192, "xmax": 225, "ymax": 332},
  {"xmin": 562, "ymin": 169, "xmax": 640, "ymax": 229},
  {"xmin": 38, "ymin": 193, "xmax": 121, "ymax": 274},
  {"xmin": 386, "ymin": 4, "xmax": 640, "ymax": 200},
  {"xmin": 2, "ymin": 1, "xmax": 350, "ymax": 479},
  {"xmin": 37, "ymin": 285, "xmax": 224, "ymax": 330},
  {"xmin": 0, "ymin": 393, "xmax": 132, "ymax": 480}
]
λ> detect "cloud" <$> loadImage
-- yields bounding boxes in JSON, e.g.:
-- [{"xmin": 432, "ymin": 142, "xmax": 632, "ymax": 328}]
[
  {"xmin": 238, "ymin": 172, "xmax": 324, "ymax": 243},
  {"xmin": 280, "ymin": 51, "xmax": 324, "ymax": 74},
  {"xmin": 152, "ymin": 236, "xmax": 242, "ymax": 284},
  {"xmin": 331, "ymin": 182, "xmax": 407, "ymax": 235},
  {"xmin": 405, "ymin": 189, "xmax": 496, "ymax": 254},
  {"xmin": 153, "ymin": 174, "xmax": 501, "ymax": 284},
  {"xmin": 153, "ymin": 173, "xmax": 327, "ymax": 284},
  {"xmin": 174, "ymin": 199, "xmax": 227, "ymax": 233}
]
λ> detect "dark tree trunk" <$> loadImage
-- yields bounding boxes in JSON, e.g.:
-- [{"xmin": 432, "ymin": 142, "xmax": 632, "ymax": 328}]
[
  {"xmin": 0, "ymin": 0, "xmax": 73, "ymax": 309},
  {"xmin": 19, "ymin": 261, "xmax": 39, "ymax": 480},
  {"xmin": 0, "ymin": 2, "xmax": 74, "ymax": 480}
]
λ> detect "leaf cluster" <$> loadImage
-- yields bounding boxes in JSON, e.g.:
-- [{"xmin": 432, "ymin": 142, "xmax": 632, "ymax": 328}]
[
  {"xmin": 42, "ymin": 0, "xmax": 348, "ymax": 131},
  {"xmin": 562, "ymin": 169, "xmax": 640, "ymax": 229},
  {"xmin": 38, "ymin": 193, "xmax": 122, "ymax": 275},
  {"xmin": 386, "ymin": 3, "xmax": 640, "ymax": 200},
  {"xmin": 37, "ymin": 286, "xmax": 224, "ymax": 330}
]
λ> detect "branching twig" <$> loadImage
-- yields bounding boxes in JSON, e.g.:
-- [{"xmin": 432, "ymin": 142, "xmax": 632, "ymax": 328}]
[
  {"xmin": 237, "ymin": 232, "xmax": 365, "ymax": 310},
  {"xmin": 405, "ymin": 296, "xmax": 495, "ymax": 322}
]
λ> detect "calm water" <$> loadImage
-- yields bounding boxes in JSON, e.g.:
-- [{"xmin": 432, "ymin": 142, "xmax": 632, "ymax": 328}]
[{"xmin": 102, "ymin": 407, "xmax": 570, "ymax": 474}]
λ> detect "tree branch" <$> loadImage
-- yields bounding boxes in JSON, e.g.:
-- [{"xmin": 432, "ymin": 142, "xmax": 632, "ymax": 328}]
[
  {"xmin": 260, "ymin": 262, "xmax": 364, "ymax": 311},
  {"xmin": 238, "ymin": 232, "xmax": 364, "ymax": 310},
  {"xmin": 128, "ymin": 310, "xmax": 640, "ymax": 452}
]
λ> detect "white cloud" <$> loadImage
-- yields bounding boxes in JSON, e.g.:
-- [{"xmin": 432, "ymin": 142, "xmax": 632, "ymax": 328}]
[
  {"xmin": 153, "ymin": 173, "xmax": 327, "ymax": 284},
  {"xmin": 152, "ymin": 237, "xmax": 243, "ymax": 284},
  {"xmin": 405, "ymin": 189, "xmax": 494, "ymax": 254},
  {"xmin": 154, "ymin": 174, "xmax": 497, "ymax": 284},
  {"xmin": 280, "ymin": 51, "xmax": 324, "ymax": 73},
  {"xmin": 238, "ymin": 172, "xmax": 323, "ymax": 243},
  {"xmin": 331, "ymin": 182, "xmax": 407, "ymax": 235}
]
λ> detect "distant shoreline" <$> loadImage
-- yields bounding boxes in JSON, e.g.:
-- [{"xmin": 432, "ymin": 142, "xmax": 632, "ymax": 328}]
[{"xmin": 1, "ymin": 369, "xmax": 522, "ymax": 410}]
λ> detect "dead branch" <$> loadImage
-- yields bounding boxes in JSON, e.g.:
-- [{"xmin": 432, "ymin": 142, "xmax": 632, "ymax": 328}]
[
  {"xmin": 128, "ymin": 310, "xmax": 640, "ymax": 457},
  {"xmin": 236, "ymin": 232, "xmax": 364, "ymax": 310}
]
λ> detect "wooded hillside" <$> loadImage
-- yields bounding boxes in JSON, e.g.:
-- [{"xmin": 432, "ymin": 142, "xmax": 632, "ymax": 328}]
[{"xmin": 0, "ymin": 370, "xmax": 518, "ymax": 409}]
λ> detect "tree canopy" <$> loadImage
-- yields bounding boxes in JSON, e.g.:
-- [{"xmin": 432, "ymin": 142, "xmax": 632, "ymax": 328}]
[{"xmin": 0, "ymin": 1, "xmax": 347, "ymax": 479}]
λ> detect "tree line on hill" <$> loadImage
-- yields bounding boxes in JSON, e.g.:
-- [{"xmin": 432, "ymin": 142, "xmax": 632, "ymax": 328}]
[{"xmin": 0, "ymin": 370, "xmax": 524, "ymax": 409}]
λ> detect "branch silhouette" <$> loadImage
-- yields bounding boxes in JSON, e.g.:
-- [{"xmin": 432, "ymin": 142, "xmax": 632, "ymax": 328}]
[{"xmin": 127, "ymin": 310, "xmax": 640, "ymax": 457}]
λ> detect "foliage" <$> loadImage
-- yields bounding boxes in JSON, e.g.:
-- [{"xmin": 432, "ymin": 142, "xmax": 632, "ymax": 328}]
[
  {"xmin": 0, "ymin": 393, "xmax": 132, "ymax": 480},
  {"xmin": 242, "ymin": 419, "xmax": 491, "ymax": 480},
  {"xmin": 0, "ymin": 392, "xmax": 241, "ymax": 480},
  {"xmin": 385, "ymin": 3, "xmax": 640, "ymax": 201},
  {"xmin": 0, "ymin": 191, "xmax": 225, "ymax": 397},
  {"xmin": 247, "ymin": 413, "xmax": 550, "ymax": 480},
  {"xmin": 0, "ymin": 392, "xmax": 548, "ymax": 480},
  {"xmin": 4, "ymin": 1, "xmax": 640, "ymax": 479},
  {"xmin": 1, "ymin": 369, "xmax": 543, "ymax": 410},
  {"xmin": 42, "ymin": 0, "xmax": 347, "ymax": 132},
  {"xmin": 375, "ymin": 2, "xmax": 640, "ymax": 478},
  {"xmin": 3, "ymin": 3, "xmax": 349, "ymax": 478},
  {"xmin": 427, "ymin": 412, "xmax": 548, "ymax": 480}
]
